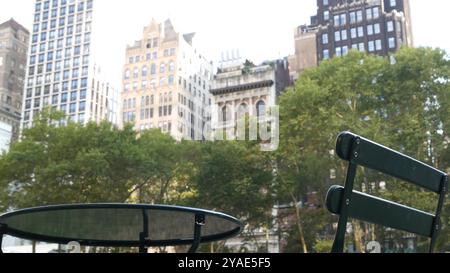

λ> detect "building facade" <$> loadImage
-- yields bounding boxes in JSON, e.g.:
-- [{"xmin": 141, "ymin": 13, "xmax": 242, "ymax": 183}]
[
  {"xmin": 0, "ymin": 19, "xmax": 29, "ymax": 142},
  {"xmin": 211, "ymin": 59, "xmax": 290, "ymax": 144},
  {"xmin": 288, "ymin": 25, "xmax": 318, "ymax": 83},
  {"xmin": 211, "ymin": 59, "xmax": 289, "ymax": 138},
  {"xmin": 122, "ymin": 19, "xmax": 213, "ymax": 141},
  {"xmin": 22, "ymin": 0, "xmax": 119, "ymax": 130},
  {"xmin": 289, "ymin": 0, "xmax": 413, "ymax": 82},
  {"xmin": 0, "ymin": 121, "xmax": 13, "ymax": 154}
]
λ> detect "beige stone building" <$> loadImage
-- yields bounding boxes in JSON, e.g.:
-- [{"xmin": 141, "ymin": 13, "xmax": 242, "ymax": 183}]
[
  {"xmin": 288, "ymin": 25, "xmax": 318, "ymax": 84},
  {"xmin": 122, "ymin": 19, "xmax": 213, "ymax": 140},
  {"xmin": 211, "ymin": 59, "xmax": 289, "ymax": 139}
]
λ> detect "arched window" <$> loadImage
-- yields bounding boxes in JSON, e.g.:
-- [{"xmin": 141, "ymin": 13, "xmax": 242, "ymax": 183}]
[
  {"xmin": 124, "ymin": 69, "xmax": 130, "ymax": 79},
  {"xmin": 237, "ymin": 103, "xmax": 249, "ymax": 120},
  {"xmin": 150, "ymin": 63, "xmax": 156, "ymax": 75},
  {"xmin": 169, "ymin": 61, "xmax": 175, "ymax": 72},
  {"xmin": 142, "ymin": 66, "xmax": 148, "ymax": 77},
  {"xmin": 160, "ymin": 63, "xmax": 166, "ymax": 73},
  {"xmin": 133, "ymin": 67, "xmax": 139, "ymax": 78},
  {"xmin": 256, "ymin": 101, "xmax": 266, "ymax": 118},
  {"xmin": 222, "ymin": 106, "xmax": 232, "ymax": 124}
]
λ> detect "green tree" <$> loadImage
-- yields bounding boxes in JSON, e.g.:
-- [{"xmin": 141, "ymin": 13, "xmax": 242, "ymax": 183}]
[
  {"xmin": 0, "ymin": 109, "xmax": 141, "ymax": 211},
  {"xmin": 278, "ymin": 47, "xmax": 450, "ymax": 252},
  {"xmin": 188, "ymin": 140, "xmax": 275, "ymax": 252}
]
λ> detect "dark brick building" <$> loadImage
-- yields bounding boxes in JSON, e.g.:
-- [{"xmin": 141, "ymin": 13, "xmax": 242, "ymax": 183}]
[{"xmin": 289, "ymin": 0, "xmax": 413, "ymax": 81}]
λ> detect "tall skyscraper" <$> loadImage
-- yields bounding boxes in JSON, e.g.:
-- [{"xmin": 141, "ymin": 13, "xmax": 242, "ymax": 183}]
[
  {"xmin": 22, "ymin": 0, "xmax": 119, "ymax": 130},
  {"xmin": 122, "ymin": 19, "xmax": 213, "ymax": 140},
  {"xmin": 0, "ymin": 19, "xmax": 29, "ymax": 142},
  {"xmin": 289, "ymin": 0, "xmax": 414, "ymax": 82}
]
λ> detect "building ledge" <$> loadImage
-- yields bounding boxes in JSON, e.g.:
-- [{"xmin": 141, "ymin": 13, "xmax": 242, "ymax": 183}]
[{"xmin": 211, "ymin": 80, "xmax": 274, "ymax": 95}]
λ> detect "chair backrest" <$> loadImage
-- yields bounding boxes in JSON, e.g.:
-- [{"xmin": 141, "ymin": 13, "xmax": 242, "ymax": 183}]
[{"xmin": 326, "ymin": 132, "xmax": 448, "ymax": 253}]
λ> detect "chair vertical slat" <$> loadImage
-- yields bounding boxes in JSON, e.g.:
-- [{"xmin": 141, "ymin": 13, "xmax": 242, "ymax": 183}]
[{"xmin": 327, "ymin": 132, "xmax": 449, "ymax": 253}]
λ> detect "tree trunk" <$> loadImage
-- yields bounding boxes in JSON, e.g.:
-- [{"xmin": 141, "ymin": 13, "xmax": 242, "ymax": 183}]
[
  {"xmin": 352, "ymin": 220, "xmax": 365, "ymax": 253},
  {"xmin": 291, "ymin": 194, "xmax": 308, "ymax": 253}
]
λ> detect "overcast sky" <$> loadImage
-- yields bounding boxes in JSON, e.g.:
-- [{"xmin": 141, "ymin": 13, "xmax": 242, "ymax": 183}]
[{"xmin": 1, "ymin": 0, "xmax": 449, "ymax": 86}]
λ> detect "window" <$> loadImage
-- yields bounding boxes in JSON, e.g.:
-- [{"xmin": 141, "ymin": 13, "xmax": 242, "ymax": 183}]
[
  {"xmin": 340, "ymin": 14, "xmax": 346, "ymax": 25},
  {"xmin": 133, "ymin": 67, "xmax": 139, "ymax": 78},
  {"xmin": 81, "ymin": 78, "xmax": 87, "ymax": 88},
  {"xmin": 374, "ymin": 23, "xmax": 381, "ymax": 34},
  {"xmin": 368, "ymin": 41, "xmax": 375, "ymax": 52},
  {"xmin": 334, "ymin": 31, "xmax": 341, "ymax": 42},
  {"xmin": 73, "ymin": 57, "xmax": 80, "ymax": 67},
  {"xmin": 375, "ymin": 39, "xmax": 382, "ymax": 51},
  {"xmin": 342, "ymin": 46, "xmax": 349, "ymax": 56},
  {"xmin": 373, "ymin": 7, "xmax": 380, "ymax": 19},
  {"xmin": 389, "ymin": 37, "xmax": 396, "ymax": 49},
  {"xmin": 358, "ymin": 27, "xmax": 364, "ymax": 37},
  {"xmin": 367, "ymin": 25, "xmax": 374, "ymax": 36},
  {"xmin": 336, "ymin": 47, "xmax": 342, "ymax": 57},
  {"xmin": 334, "ymin": 15, "xmax": 340, "ymax": 26},
  {"xmin": 366, "ymin": 8, "xmax": 373, "ymax": 20},
  {"xmin": 390, "ymin": 0, "xmax": 397, "ymax": 7},
  {"xmin": 142, "ymin": 66, "xmax": 148, "ymax": 77},
  {"xmin": 350, "ymin": 28, "xmax": 357, "ymax": 39},
  {"xmin": 61, "ymin": 93, "xmax": 68, "ymax": 103},
  {"xmin": 151, "ymin": 64, "xmax": 156, "ymax": 75},
  {"xmin": 160, "ymin": 63, "xmax": 165, "ymax": 73},
  {"xmin": 256, "ymin": 101, "xmax": 266, "ymax": 118},
  {"xmin": 322, "ymin": 33, "xmax": 328, "ymax": 45},
  {"xmin": 323, "ymin": 11, "xmax": 330, "ymax": 21},
  {"xmin": 350, "ymin": 11, "xmax": 356, "ymax": 24},
  {"xmin": 71, "ymin": 80, "xmax": 78, "ymax": 90},
  {"xmin": 70, "ymin": 103, "xmax": 76, "ymax": 113},
  {"xmin": 341, "ymin": 30, "xmax": 347, "ymax": 41},
  {"xmin": 80, "ymin": 89, "xmax": 86, "ymax": 100},
  {"xmin": 70, "ymin": 91, "xmax": 77, "ymax": 101},
  {"xmin": 356, "ymin": 10, "xmax": 363, "ymax": 22},
  {"xmin": 79, "ymin": 101, "xmax": 86, "ymax": 112},
  {"xmin": 221, "ymin": 106, "xmax": 231, "ymax": 124},
  {"xmin": 387, "ymin": 21, "xmax": 394, "ymax": 32},
  {"xmin": 359, "ymin": 43, "xmax": 365, "ymax": 52}
]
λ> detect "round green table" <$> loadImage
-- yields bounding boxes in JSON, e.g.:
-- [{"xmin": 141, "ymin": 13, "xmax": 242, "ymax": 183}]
[{"xmin": 0, "ymin": 204, "xmax": 243, "ymax": 253}]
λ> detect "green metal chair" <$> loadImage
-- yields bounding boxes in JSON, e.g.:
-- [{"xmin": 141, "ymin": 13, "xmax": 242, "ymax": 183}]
[{"xmin": 326, "ymin": 132, "xmax": 448, "ymax": 253}]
